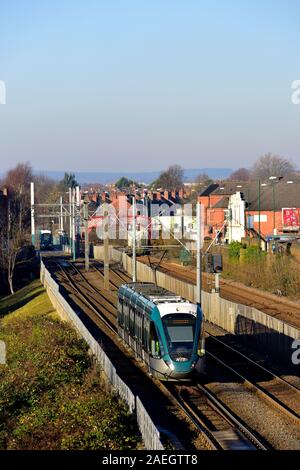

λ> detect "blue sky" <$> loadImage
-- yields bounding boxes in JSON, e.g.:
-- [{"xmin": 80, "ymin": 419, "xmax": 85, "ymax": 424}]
[{"xmin": 0, "ymin": 0, "xmax": 299, "ymax": 172}]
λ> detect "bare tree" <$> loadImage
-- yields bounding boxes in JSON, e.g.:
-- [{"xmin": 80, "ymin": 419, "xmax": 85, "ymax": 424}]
[
  {"xmin": 191, "ymin": 173, "xmax": 214, "ymax": 197},
  {"xmin": 0, "ymin": 197, "xmax": 29, "ymax": 294},
  {"xmin": 0, "ymin": 163, "xmax": 32, "ymax": 294},
  {"xmin": 195, "ymin": 172, "xmax": 213, "ymax": 185},
  {"xmin": 153, "ymin": 164, "xmax": 184, "ymax": 190},
  {"xmin": 33, "ymin": 173, "xmax": 59, "ymax": 204},
  {"xmin": 251, "ymin": 153, "xmax": 295, "ymax": 179},
  {"xmin": 3, "ymin": 162, "xmax": 32, "ymax": 233},
  {"xmin": 228, "ymin": 168, "xmax": 250, "ymax": 181}
]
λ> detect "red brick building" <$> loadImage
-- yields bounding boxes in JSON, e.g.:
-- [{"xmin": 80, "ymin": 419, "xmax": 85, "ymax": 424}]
[
  {"xmin": 199, "ymin": 180, "xmax": 300, "ymax": 243},
  {"xmin": 199, "ymin": 182, "xmax": 242, "ymax": 239}
]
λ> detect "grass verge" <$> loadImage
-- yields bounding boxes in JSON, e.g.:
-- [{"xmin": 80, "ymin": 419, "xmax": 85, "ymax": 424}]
[{"xmin": 0, "ymin": 281, "xmax": 141, "ymax": 450}]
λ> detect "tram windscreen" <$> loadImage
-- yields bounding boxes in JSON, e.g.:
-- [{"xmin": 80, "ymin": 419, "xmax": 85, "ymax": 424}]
[
  {"xmin": 162, "ymin": 314, "xmax": 196, "ymax": 360},
  {"xmin": 42, "ymin": 233, "xmax": 51, "ymax": 241}
]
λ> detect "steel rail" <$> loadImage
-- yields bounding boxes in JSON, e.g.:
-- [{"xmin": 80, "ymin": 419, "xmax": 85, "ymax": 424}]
[
  {"xmin": 164, "ymin": 383, "xmax": 268, "ymax": 450},
  {"xmin": 206, "ymin": 331, "xmax": 300, "ymax": 393},
  {"xmin": 55, "ymin": 262, "xmax": 117, "ymax": 334}
]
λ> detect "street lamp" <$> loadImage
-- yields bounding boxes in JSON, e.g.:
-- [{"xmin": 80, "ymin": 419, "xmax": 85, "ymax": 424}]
[
  {"xmin": 257, "ymin": 182, "xmax": 268, "ymax": 247},
  {"xmin": 269, "ymin": 176, "xmax": 283, "ymax": 235},
  {"xmin": 258, "ymin": 180, "xmax": 261, "ymax": 246}
]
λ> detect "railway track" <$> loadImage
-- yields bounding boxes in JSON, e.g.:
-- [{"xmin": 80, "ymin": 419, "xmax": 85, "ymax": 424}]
[
  {"xmin": 43, "ymin": 256, "xmax": 286, "ymax": 450},
  {"xmin": 91, "ymin": 262, "xmax": 131, "ymax": 290},
  {"xmin": 55, "ymin": 261, "xmax": 117, "ymax": 331},
  {"xmin": 205, "ymin": 330, "xmax": 300, "ymax": 423},
  {"xmin": 165, "ymin": 382, "xmax": 268, "ymax": 450}
]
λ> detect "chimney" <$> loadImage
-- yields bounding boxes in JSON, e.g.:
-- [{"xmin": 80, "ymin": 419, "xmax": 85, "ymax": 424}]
[
  {"xmin": 178, "ymin": 188, "xmax": 183, "ymax": 199},
  {"xmin": 171, "ymin": 190, "xmax": 176, "ymax": 199},
  {"xmin": 101, "ymin": 191, "xmax": 106, "ymax": 202},
  {"xmin": 164, "ymin": 190, "xmax": 169, "ymax": 200},
  {"xmin": 156, "ymin": 191, "xmax": 161, "ymax": 200}
]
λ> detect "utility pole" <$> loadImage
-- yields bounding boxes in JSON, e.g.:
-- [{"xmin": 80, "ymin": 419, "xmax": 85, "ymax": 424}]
[
  {"xmin": 30, "ymin": 182, "xmax": 35, "ymax": 247},
  {"xmin": 247, "ymin": 187, "xmax": 250, "ymax": 235},
  {"xmin": 272, "ymin": 183, "xmax": 276, "ymax": 235},
  {"xmin": 132, "ymin": 195, "xmax": 136, "ymax": 282},
  {"xmin": 83, "ymin": 194, "xmax": 89, "ymax": 271},
  {"xmin": 76, "ymin": 186, "xmax": 80, "ymax": 257},
  {"xmin": 215, "ymin": 272, "xmax": 220, "ymax": 295},
  {"xmin": 104, "ymin": 207, "xmax": 109, "ymax": 290},
  {"xmin": 269, "ymin": 176, "xmax": 278, "ymax": 236},
  {"xmin": 72, "ymin": 188, "xmax": 76, "ymax": 261},
  {"xmin": 69, "ymin": 187, "xmax": 72, "ymax": 254},
  {"xmin": 196, "ymin": 201, "xmax": 202, "ymax": 305},
  {"xmin": 59, "ymin": 195, "xmax": 63, "ymax": 234},
  {"xmin": 258, "ymin": 180, "xmax": 261, "ymax": 249},
  {"xmin": 228, "ymin": 199, "xmax": 232, "ymax": 243}
]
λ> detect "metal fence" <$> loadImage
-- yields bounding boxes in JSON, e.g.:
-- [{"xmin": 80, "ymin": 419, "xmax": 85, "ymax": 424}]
[
  {"xmin": 136, "ymin": 397, "xmax": 164, "ymax": 451},
  {"xmin": 40, "ymin": 260, "xmax": 164, "ymax": 449},
  {"xmin": 111, "ymin": 248, "xmax": 300, "ymax": 365}
]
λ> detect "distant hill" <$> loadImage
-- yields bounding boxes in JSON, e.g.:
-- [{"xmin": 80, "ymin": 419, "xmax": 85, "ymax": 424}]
[{"xmin": 37, "ymin": 168, "xmax": 232, "ymax": 184}]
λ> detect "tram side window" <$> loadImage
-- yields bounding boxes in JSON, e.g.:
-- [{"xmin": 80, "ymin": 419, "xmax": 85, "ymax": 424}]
[
  {"xmin": 123, "ymin": 301, "xmax": 129, "ymax": 330},
  {"xmin": 129, "ymin": 306, "xmax": 135, "ymax": 335},
  {"xmin": 150, "ymin": 321, "xmax": 161, "ymax": 358},
  {"xmin": 135, "ymin": 309, "xmax": 141, "ymax": 340},
  {"xmin": 140, "ymin": 314, "xmax": 144, "ymax": 344},
  {"xmin": 143, "ymin": 317, "xmax": 149, "ymax": 351}
]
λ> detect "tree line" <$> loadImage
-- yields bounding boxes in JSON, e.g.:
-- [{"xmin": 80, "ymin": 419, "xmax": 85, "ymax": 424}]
[
  {"xmin": 144, "ymin": 153, "xmax": 297, "ymax": 191},
  {"xmin": 0, "ymin": 163, "xmax": 79, "ymax": 294}
]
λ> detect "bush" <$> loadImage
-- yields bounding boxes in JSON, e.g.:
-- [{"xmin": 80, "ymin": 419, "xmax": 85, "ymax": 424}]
[
  {"xmin": 222, "ymin": 246, "xmax": 300, "ymax": 298},
  {"xmin": 228, "ymin": 241, "xmax": 245, "ymax": 259},
  {"xmin": 269, "ymin": 255, "xmax": 300, "ymax": 297},
  {"xmin": 243, "ymin": 245, "xmax": 265, "ymax": 262}
]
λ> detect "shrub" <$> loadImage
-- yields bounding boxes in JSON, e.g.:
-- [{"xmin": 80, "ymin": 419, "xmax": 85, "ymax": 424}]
[
  {"xmin": 228, "ymin": 241, "xmax": 244, "ymax": 259},
  {"xmin": 244, "ymin": 245, "xmax": 265, "ymax": 262}
]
